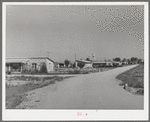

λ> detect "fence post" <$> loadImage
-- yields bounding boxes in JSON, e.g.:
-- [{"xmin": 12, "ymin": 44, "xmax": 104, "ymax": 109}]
[{"xmin": 124, "ymin": 84, "xmax": 128, "ymax": 90}]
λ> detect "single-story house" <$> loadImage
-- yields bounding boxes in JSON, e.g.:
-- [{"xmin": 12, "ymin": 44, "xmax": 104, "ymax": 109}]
[
  {"xmin": 75, "ymin": 60, "xmax": 93, "ymax": 68},
  {"xmin": 121, "ymin": 61, "xmax": 128, "ymax": 65},
  {"xmin": 92, "ymin": 61, "xmax": 113, "ymax": 68},
  {"xmin": 112, "ymin": 61, "xmax": 123, "ymax": 66},
  {"xmin": 6, "ymin": 57, "xmax": 55, "ymax": 73},
  {"xmin": 58, "ymin": 63, "xmax": 66, "ymax": 68},
  {"xmin": 75, "ymin": 60, "xmax": 123, "ymax": 68}
]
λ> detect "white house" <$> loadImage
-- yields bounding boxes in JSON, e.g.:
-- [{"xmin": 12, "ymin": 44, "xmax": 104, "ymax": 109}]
[
  {"xmin": 112, "ymin": 61, "xmax": 123, "ymax": 66},
  {"xmin": 75, "ymin": 60, "xmax": 93, "ymax": 68},
  {"xmin": 6, "ymin": 57, "xmax": 55, "ymax": 73}
]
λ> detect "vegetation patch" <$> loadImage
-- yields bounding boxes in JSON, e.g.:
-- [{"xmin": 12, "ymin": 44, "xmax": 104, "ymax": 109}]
[
  {"xmin": 116, "ymin": 64, "xmax": 144, "ymax": 95},
  {"xmin": 6, "ymin": 76, "xmax": 73, "ymax": 109}
]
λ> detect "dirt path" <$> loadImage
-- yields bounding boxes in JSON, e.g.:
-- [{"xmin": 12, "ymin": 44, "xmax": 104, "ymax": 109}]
[{"xmin": 17, "ymin": 65, "xmax": 144, "ymax": 109}]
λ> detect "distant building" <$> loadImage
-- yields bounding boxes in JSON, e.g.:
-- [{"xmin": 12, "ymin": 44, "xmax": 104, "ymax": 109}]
[
  {"xmin": 54, "ymin": 62, "xmax": 59, "ymax": 68},
  {"xmin": 6, "ymin": 57, "xmax": 55, "ymax": 73},
  {"xmin": 59, "ymin": 63, "xmax": 66, "ymax": 68},
  {"xmin": 112, "ymin": 61, "xmax": 122, "ymax": 66},
  {"xmin": 75, "ymin": 59, "xmax": 125, "ymax": 68},
  {"xmin": 75, "ymin": 60, "xmax": 93, "ymax": 68},
  {"xmin": 121, "ymin": 61, "xmax": 128, "ymax": 65},
  {"xmin": 92, "ymin": 61, "xmax": 113, "ymax": 68}
]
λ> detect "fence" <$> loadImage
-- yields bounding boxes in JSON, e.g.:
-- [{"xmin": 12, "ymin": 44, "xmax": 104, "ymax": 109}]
[{"xmin": 53, "ymin": 67, "xmax": 115, "ymax": 74}]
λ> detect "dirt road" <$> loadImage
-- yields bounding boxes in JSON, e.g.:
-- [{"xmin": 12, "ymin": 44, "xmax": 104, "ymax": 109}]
[{"xmin": 17, "ymin": 65, "xmax": 144, "ymax": 109}]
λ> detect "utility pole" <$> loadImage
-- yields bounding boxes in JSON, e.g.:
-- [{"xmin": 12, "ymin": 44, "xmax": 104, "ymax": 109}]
[
  {"xmin": 75, "ymin": 54, "xmax": 77, "ymax": 68},
  {"xmin": 47, "ymin": 52, "xmax": 50, "ymax": 58}
]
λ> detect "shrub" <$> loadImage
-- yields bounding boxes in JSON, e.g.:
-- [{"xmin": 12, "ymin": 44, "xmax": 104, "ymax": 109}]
[
  {"xmin": 64, "ymin": 60, "xmax": 70, "ymax": 68},
  {"xmin": 134, "ymin": 83, "xmax": 144, "ymax": 88},
  {"xmin": 68, "ymin": 70, "xmax": 81, "ymax": 74},
  {"xmin": 82, "ymin": 71, "xmax": 89, "ymax": 74},
  {"xmin": 77, "ymin": 62, "xmax": 85, "ymax": 69},
  {"xmin": 113, "ymin": 63, "xmax": 119, "ymax": 67},
  {"xmin": 72, "ymin": 63, "xmax": 76, "ymax": 68},
  {"xmin": 136, "ymin": 89, "xmax": 144, "ymax": 95}
]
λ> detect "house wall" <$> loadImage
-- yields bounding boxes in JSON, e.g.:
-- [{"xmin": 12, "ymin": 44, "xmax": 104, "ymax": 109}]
[
  {"xmin": 122, "ymin": 62, "xmax": 128, "ymax": 65},
  {"xmin": 6, "ymin": 58, "xmax": 54, "ymax": 73},
  {"xmin": 84, "ymin": 63, "xmax": 93, "ymax": 68},
  {"xmin": 76, "ymin": 61, "xmax": 93, "ymax": 68},
  {"xmin": 46, "ymin": 59, "xmax": 54, "ymax": 73},
  {"xmin": 23, "ymin": 58, "xmax": 54, "ymax": 73},
  {"xmin": 26, "ymin": 59, "xmax": 46, "ymax": 72}
]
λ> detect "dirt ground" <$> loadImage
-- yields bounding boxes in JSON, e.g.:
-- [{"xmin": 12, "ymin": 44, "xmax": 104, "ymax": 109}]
[
  {"xmin": 6, "ymin": 76, "xmax": 73, "ymax": 109},
  {"xmin": 16, "ymin": 64, "xmax": 144, "ymax": 109}
]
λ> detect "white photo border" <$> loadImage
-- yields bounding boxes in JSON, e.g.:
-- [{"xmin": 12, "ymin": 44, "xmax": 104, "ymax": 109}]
[{"xmin": 2, "ymin": 2, "xmax": 149, "ymax": 121}]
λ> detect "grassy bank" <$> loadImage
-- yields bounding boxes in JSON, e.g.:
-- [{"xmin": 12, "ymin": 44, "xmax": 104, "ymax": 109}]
[
  {"xmin": 6, "ymin": 76, "xmax": 73, "ymax": 109},
  {"xmin": 116, "ymin": 64, "xmax": 144, "ymax": 95}
]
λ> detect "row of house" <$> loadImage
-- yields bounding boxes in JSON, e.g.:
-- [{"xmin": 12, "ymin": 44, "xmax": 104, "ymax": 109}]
[
  {"xmin": 55, "ymin": 60, "xmax": 127, "ymax": 69},
  {"xmin": 5, "ymin": 57, "xmax": 129, "ymax": 73},
  {"xmin": 75, "ymin": 59, "xmax": 126, "ymax": 68}
]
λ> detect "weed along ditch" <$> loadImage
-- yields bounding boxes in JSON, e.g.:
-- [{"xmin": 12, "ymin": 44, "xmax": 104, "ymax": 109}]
[
  {"xmin": 116, "ymin": 64, "xmax": 144, "ymax": 95},
  {"xmin": 6, "ymin": 75, "xmax": 73, "ymax": 109}
]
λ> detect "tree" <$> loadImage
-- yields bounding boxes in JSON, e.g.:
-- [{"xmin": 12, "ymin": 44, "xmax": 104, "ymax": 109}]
[
  {"xmin": 73, "ymin": 62, "xmax": 76, "ymax": 68},
  {"xmin": 122, "ymin": 58, "xmax": 127, "ymax": 62},
  {"xmin": 135, "ymin": 57, "xmax": 138, "ymax": 62},
  {"xmin": 114, "ymin": 57, "xmax": 121, "ymax": 61},
  {"xmin": 104, "ymin": 59, "xmax": 107, "ymax": 62},
  {"xmin": 138, "ymin": 59, "xmax": 142, "ymax": 64},
  {"xmin": 131, "ymin": 57, "xmax": 138, "ymax": 63},
  {"xmin": 64, "ymin": 60, "xmax": 70, "ymax": 68},
  {"xmin": 77, "ymin": 62, "xmax": 85, "ymax": 68},
  {"xmin": 69, "ymin": 63, "xmax": 73, "ymax": 68},
  {"xmin": 127, "ymin": 59, "xmax": 131, "ymax": 64},
  {"xmin": 86, "ymin": 57, "xmax": 91, "ymax": 61}
]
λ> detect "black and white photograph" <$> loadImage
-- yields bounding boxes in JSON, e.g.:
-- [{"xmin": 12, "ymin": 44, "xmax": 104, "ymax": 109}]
[{"xmin": 2, "ymin": 2, "xmax": 149, "ymax": 121}]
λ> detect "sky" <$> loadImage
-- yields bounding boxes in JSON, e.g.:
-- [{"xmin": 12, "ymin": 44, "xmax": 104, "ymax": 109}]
[{"xmin": 6, "ymin": 5, "xmax": 144, "ymax": 62}]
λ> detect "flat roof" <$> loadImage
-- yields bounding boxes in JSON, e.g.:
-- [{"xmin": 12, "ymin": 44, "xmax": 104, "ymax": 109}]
[
  {"xmin": 93, "ymin": 62, "xmax": 110, "ymax": 63},
  {"xmin": 6, "ymin": 57, "xmax": 55, "ymax": 63},
  {"xmin": 75, "ymin": 60, "xmax": 92, "ymax": 63},
  {"xmin": 6, "ymin": 58, "xmax": 30, "ymax": 63}
]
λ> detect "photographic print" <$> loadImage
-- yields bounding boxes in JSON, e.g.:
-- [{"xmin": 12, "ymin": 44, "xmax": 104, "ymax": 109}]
[{"xmin": 2, "ymin": 2, "xmax": 149, "ymax": 121}]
